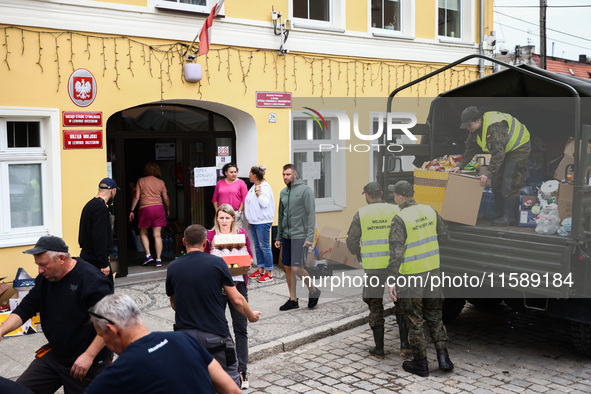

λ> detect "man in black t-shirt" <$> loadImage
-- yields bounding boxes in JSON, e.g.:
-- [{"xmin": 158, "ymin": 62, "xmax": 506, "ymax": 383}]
[
  {"xmin": 86, "ymin": 293, "xmax": 240, "ymax": 394},
  {"xmin": 79, "ymin": 177, "xmax": 119, "ymax": 283},
  {"xmin": 166, "ymin": 224, "xmax": 261, "ymax": 387},
  {"xmin": 0, "ymin": 236, "xmax": 113, "ymax": 394}
]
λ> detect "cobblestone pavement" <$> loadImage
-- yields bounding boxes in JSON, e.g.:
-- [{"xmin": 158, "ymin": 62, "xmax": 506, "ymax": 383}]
[{"xmin": 246, "ymin": 303, "xmax": 591, "ymax": 393}]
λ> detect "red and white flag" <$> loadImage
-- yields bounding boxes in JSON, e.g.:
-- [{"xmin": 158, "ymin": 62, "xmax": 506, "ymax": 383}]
[{"xmin": 198, "ymin": 0, "xmax": 224, "ymax": 56}]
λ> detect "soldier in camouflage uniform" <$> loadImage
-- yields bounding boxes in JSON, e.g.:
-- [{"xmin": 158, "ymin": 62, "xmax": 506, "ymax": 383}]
[
  {"xmin": 346, "ymin": 182, "xmax": 410, "ymax": 359},
  {"xmin": 387, "ymin": 181, "xmax": 453, "ymax": 377},
  {"xmin": 452, "ymin": 106, "xmax": 530, "ymax": 226}
]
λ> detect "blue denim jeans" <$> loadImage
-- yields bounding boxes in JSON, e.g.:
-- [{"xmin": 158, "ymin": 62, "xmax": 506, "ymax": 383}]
[{"xmin": 249, "ymin": 222, "xmax": 273, "ymax": 271}]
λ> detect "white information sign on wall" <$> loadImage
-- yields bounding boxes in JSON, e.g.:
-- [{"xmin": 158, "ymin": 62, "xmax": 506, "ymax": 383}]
[
  {"xmin": 155, "ymin": 143, "xmax": 175, "ymax": 160},
  {"xmin": 302, "ymin": 162, "xmax": 321, "ymax": 180},
  {"xmin": 216, "ymin": 155, "xmax": 232, "ymax": 169},
  {"xmin": 194, "ymin": 167, "xmax": 217, "ymax": 187}
]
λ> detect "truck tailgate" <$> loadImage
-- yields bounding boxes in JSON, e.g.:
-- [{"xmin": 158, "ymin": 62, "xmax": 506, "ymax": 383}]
[{"xmin": 441, "ymin": 222, "xmax": 573, "ymax": 298}]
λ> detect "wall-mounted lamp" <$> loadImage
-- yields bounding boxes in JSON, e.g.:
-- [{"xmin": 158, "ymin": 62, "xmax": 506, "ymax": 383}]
[
  {"xmin": 184, "ymin": 54, "xmax": 202, "ymax": 82},
  {"xmin": 272, "ymin": 7, "xmax": 290, "ymax": 55}
]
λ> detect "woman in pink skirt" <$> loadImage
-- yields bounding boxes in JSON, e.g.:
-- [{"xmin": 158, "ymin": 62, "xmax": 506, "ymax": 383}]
[{"xmin": 129, "ymin": 162, "xmax": 170, "ymax": 267}]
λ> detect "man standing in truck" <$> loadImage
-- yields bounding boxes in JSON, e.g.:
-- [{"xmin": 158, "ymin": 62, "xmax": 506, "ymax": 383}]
[
  {"xmin": 346, "ymin": 182, "xmax": 410, "ymax": 360},
  {"xmin": 387, "ymin": 180, "xmax": 453, "ymax": 377},
  {"xmin": 451, "ymin": 106, "xmax": 530, "ymax": 226}
]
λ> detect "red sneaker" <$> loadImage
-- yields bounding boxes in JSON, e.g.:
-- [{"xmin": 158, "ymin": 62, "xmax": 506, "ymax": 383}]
[
  {"xmin": 257, "ymin": 273, "xmax": 274, "ymax": 283},
  {"xmin": 248, "ymin": 270, "xmax": 263, "ymax": 279}
]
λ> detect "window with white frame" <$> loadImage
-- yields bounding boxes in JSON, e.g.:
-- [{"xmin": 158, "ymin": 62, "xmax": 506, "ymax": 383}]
[
  {"xmin": 371, "ymin": 0, "xmax": 400, "ymax": 31},
  {"xmin": 155, "ymin": 0, "xmax": 225, "ymax": 15},
  {"xmin": 438, "ymin": 0, "xmax": 461, "ymax": 39},
  {"xmin": 291, "ymin": 112, "xmax": 346, "ymax": 211},
  {"xmin": 0, "ymin": 108, "xmax": 61, "ymax": 247},
  {"xmin": 293, "ymin": 0, "xmax": 331, "ymax": 22},
  {"xmin": 292, "ymin": 0, "xmax": 346, "ymax": 30}
]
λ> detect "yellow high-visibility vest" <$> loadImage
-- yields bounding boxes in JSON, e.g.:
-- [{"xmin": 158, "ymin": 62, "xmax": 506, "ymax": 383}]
[
  {"xmin": 359, "ymin": 203, "xmax": 399, "ymax": 269},
  {"xmin": 476, "ymin": 111, "xmax": 530, "ymax": 153},
  {"xmin": 397, "ymin": 204, "xmax": 440, "ymax": 275}
]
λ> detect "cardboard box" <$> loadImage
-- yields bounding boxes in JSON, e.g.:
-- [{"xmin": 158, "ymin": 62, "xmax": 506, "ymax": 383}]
[
  {"xmin": 313, "ymin": 227, "xmax": 360, "ymax": 268},
  {"xmin": 553, "ymin": 154, "xmax": 574, "ymax": 181},
  {"xmin": 13, "ymin": 268, "xmax": 35, "ymax": 288},
  {"xmin": 0, "ymin": 284, "xmax": 16, "ymax": 307},
  {"xmin": 553, "ymin": 138, "xmax": 591, "ymax": 181},
  {"xmin": 0, "ymin": 312, "xmax": 23, "ymax": 336},
  {"xmin": 519, "ymin": 196, "xmax": 539, "ymax": 227},
  {"xmin": 558, "ymin": 183, "xmax": 574, "ymax": 220},
  {"xmin": 330, "ymin": 239, "xmax": 360, "ymax": 269},
  {"xmin": 441, "ymin": 173, "xmax": 484, "ymax": 226},
  {"xmin": 414, "ymin": 169, "xmax": 448, "ymax": 214},
  {"xmin": 221, "ymin": 255, "xmax": 251, "ymax": 276}
]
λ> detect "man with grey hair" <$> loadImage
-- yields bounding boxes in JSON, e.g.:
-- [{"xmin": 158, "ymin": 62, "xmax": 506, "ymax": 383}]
[
  {"xmin": 166, "ymin": 224, "xmax": 261, "ymax": 388},
  {"xmin": 86, "ymin": 294, "xmax": 241, "ymax": 394},
  {"xmin": 0, "ymin": 236, "xmax": 113, "ymax": 393}
]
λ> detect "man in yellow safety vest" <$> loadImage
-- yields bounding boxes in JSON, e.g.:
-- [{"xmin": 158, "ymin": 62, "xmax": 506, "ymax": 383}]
[
  {"xmin": 387, "ymin": 180, "xmax": 453, "ymax": 377},
  {"xmin": 451, "ymin": 106, "xmax": 530, "ymax": 226},
  {"xmin": 346, "ymin": 182, "xmax": 410, "ymax": 360}
]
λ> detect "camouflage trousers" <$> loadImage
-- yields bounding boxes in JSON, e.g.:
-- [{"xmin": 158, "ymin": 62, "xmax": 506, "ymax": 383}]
[
  {"xmin": 362, "ymin": 269, "xmax": 388, "ymax": 328},
  {"xmin": 398, "ymin": 270, "xmax": 448, "ymax": 359},
  {"xmin": 491, "ymin": 145, "xmax": 529, "ymax": 198}
]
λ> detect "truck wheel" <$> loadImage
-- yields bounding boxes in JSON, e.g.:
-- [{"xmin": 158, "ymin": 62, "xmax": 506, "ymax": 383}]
[
  {"xmin": 570, "ymin": 321, "xmax": 591, "ymax": 356},
  {"xmin": 468, "ymin": 298, "xmax": 502, "ymax": 310},
  {"xmin": 443, "ymin": 298, "xmax": 466, "ymax": 323}
]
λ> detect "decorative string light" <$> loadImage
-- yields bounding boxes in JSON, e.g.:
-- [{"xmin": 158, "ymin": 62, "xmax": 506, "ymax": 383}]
[{"xmin": 0, "ymin": 26, "xmax": 482, "ymax": 101}]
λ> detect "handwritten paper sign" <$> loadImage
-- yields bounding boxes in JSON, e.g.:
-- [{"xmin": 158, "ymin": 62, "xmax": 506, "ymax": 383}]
[{"xmin": 194, "ymin": 167, "xmax": 217, "ymax": 187}]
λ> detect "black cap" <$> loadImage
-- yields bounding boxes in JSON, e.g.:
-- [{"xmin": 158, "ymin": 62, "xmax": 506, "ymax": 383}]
[
  {"xmin": 99, "ymin": 178, "xmax": 120, "ymax": 190},
  {"xmin": 23, "ymin": 236, "xmax": 69, "ymax": 255},
  {"xmin": 362, "ymin": 182, "xmax": 382, "ymax": 195},
  {"xmin": 388, "ymin": 180, "xmax": 414, "ymax": 197},
  {"xmin": 460, "ymin": 106, "xmax": 480, "ymax": 129}
]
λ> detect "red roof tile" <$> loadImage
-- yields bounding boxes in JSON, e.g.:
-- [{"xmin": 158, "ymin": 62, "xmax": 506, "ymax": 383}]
[{"xmin": 532, "ymin": 54, "xmax": 591, "ymax": 79}]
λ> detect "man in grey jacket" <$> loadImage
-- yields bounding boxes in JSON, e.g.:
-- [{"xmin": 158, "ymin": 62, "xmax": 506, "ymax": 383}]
[{"xmin": 275, "ymin": 164, "xmax": 321, "ymax": 311}]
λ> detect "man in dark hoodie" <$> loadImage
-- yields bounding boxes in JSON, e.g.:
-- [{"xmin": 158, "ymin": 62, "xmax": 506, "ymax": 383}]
[{"xmin": 274, "ymin": 164, "xmax": 321, "ymax": 311}]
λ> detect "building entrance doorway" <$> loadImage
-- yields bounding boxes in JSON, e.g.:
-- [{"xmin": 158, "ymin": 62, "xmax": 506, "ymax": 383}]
[{"xmin": 107, "ymin": 103, "xmax": 236, "ymax": 276}]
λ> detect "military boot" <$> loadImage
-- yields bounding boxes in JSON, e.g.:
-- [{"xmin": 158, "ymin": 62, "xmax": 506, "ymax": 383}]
[
  {"xmin": 436, "ymin": 348, "xmax": 454, "ymax": 371},
  {"xmin": 402, "ymin": 358, "xmax": 429, "ymax": 377},
  {"xmin": 396, "ymin": 314, "xmax": 412, "ymax": 358},
  {"xmin": 485, "ymin": 193, "xmax": 504, "ymax": 220},
  {"xmin": 369, "ymin": 326, "xmax": 385, "ymax": 359},
  {"xmin": 492, "ymin": 196, "xmax": 519, "ymax": 226}
]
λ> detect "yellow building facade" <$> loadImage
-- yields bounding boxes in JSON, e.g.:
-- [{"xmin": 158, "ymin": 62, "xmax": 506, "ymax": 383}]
[{"xmin": 0, "ymin": 0, "xmax": 494, "ymax": 278}]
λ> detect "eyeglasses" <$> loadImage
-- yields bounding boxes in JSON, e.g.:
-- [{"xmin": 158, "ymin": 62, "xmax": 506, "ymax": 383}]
[{"xmin": 88, "ymin": 310, "xmax": 116, "ymax": 325}]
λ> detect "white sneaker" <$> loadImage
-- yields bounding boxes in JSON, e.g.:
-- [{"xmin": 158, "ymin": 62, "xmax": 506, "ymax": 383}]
[{"xmin": 240, "ymin": 372, "xmax": 249, "ymax": 389}]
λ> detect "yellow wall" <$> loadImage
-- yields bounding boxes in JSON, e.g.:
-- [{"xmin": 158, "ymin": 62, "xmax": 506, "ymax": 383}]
[
  {"xmin": 416, "ymin": 0, "xmax": 436, "ymax": 39},
  {"xmin": 347, "ymin": 1, "xmax": 368, "ymax": 32},
  {"xmin": 0, "ymin": 21, "xmax": 482, "ymax": 279},
  {"xmin": 228, "ymin": 1, "xmax": 288, "ymax": 22}
]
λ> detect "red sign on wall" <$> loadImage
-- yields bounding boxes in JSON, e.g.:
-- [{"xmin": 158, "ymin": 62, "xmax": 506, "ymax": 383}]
[
  {"xmin": 63, "ymin": 111, "xmax": 103, "ymax": 127},
  {"xmin": 256, "ymin": 92, "xmax": 292, "ymax": 108},
  {"xmin": 63, "ymin": 130, "xmax": 103, "ymax": 149}
]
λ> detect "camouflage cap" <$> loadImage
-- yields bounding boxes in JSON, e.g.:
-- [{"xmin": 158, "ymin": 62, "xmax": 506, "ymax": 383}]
[
  {"xmin": 460, "ymin": 106, "xmax": 480, "ymax": 129},
  {"xmin": 362, "ymin": 182, "xmax": 382, "ymax": 195},
  {"xmin": 388, "ymin": 180, "xmax": 414, "ymax": 197}
]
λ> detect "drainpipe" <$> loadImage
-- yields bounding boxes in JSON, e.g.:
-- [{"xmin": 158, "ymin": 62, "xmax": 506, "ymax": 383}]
[{"xmin": 479, "ymin": 0, "xmax": 485, "ymax": 78}]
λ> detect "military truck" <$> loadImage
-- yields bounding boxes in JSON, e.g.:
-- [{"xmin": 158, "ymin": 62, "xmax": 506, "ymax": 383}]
[{"xmin": 378, "ymin": 54, "xmax": 591, "ymax": 355}]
